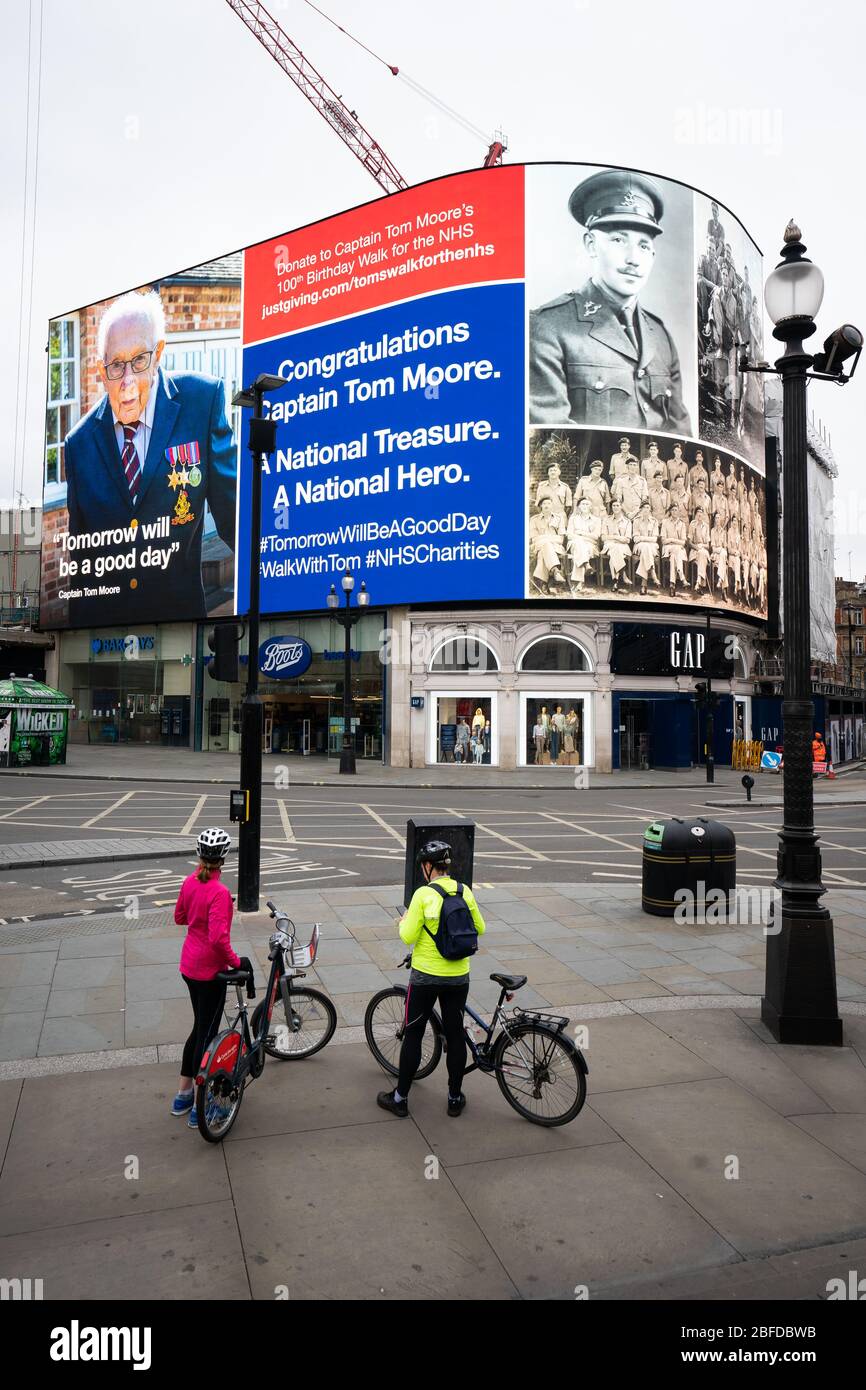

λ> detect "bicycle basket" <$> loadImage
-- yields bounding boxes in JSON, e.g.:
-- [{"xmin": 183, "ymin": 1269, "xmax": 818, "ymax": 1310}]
[
  {"xmin": 288, "ymin": 922, "xmax": 320, "ymax": 969},
  {"xmin": 506, "ymin": 1007, "xmax": 569, "ymax": 1034}
]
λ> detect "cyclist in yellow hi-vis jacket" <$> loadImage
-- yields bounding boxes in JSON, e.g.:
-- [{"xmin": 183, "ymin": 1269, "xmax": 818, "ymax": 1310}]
[{"xmin": 377, "ymin": 841, "xmax": 486, "ymax": 1119}]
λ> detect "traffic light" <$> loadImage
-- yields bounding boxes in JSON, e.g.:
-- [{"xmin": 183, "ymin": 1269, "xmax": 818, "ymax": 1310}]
[
  {"xmin": 207, "ymin": 623, "xmax": 243, "ymax": 682},
  {"xmin": 693, "ymin": 682, "xmax": 718, "ymax": 709}
]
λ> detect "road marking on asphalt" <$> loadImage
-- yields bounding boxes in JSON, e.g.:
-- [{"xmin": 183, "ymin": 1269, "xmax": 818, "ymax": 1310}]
[
  {"xmin": 0, "ymin": 795, "xmax": 50, "ymax": 821},
  {"xmin": 592, "ymin": 872, "xmax": 642, "ymax": 880},
  {"xmin": 180, "ymin": 794, "xmax": 209, "ymax": 837},
  {"xmin": 360, "ymin": 803, "xmax": 406, "ymax": 845},
  {"xmin": 80, "ymin": 790, "xmax": 136, "ymax": 828},
  {"xmin": 278, "ymin": 800, "xmax": 296, "ymax": 844},
  {"xmin": 539, "ymin": 810, "xmax": 638, "ymax": 855},
  {"xmin": 470, "ymin": 819, "xmax": 548, "ymax": 860}
]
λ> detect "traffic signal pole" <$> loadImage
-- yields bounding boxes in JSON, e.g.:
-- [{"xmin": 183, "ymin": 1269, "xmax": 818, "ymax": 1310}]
[
  {"xmin": 705, "ymin": 610, "xmax": 714, "ymax": 784},
  {"xmin": 237, "ymin": 384, "xmax": 272, "ymax": 913}
]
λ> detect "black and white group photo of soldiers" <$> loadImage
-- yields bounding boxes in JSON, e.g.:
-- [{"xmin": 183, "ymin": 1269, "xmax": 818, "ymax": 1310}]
[
  {"xmin": 527, "ymin": 428, "xmax": 768, "ymax": 615},
  {"xmin": 696, "ymin": 195, "xmax": 764, "ymax": 469}
]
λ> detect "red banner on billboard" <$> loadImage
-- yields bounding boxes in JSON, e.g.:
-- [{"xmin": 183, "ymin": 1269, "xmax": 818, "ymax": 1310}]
[{"xmin": 243, "ymin": 165, "xmax": 524, "ymax": 344}]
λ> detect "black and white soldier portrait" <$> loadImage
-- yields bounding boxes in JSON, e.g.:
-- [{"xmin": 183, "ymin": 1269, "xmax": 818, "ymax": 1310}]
[
  {"xmin": 527, "ymin": 165, "xmax": 697, "ymax": 436},
  {"xmin": 527, "ymin": 427, "xmax": 767, "ymax": 614},
  {"xmin": 695, "ymin": 191, "xmax": 765, "ymax": 469}
]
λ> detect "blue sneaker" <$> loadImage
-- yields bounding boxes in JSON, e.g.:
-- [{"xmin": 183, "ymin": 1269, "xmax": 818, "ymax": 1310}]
[
  {"xmin": 171, "ymin": 1092, "xmax": 194, "ymax": 1117},
  {"xmin": 187, "ymin": 1106, "xmax": 199, "ymax": 1128}
]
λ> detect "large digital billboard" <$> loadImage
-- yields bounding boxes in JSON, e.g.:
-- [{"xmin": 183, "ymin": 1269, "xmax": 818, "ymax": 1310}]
[{"xmin": 40, "ymin": 163, "xmax": 766, "ymax": 628}]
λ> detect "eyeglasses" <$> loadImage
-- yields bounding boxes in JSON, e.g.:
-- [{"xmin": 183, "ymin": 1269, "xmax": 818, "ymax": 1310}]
[{"xmin": 103, "ymin": 350, "xmax": 156, "ymax": 381}]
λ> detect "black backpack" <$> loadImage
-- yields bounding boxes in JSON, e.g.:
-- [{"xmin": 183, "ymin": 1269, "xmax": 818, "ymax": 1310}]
[{"xmin": 423, "ymin": 883, "xmax": 478, "ymax": 961}]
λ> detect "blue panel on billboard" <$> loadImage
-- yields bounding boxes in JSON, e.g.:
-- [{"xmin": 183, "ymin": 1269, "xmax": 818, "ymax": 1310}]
[
  {"xmin": 258, "ymin": 636, "xmax": 313, "ymax": 679},
  {"xmin": 237, "ymin": 283, "xmax": 525, "ymax": 614}
]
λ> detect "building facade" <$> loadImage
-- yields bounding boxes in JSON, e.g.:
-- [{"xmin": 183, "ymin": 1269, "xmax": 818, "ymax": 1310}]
[{"xmin": 835, "ymin": 577, "xmax": 866, "ymax": 691}]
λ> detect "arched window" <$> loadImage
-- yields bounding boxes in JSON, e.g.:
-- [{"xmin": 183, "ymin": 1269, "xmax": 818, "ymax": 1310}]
[
  {"xmin": 519, "ymin": 637, "xmax": 588, "ymax": 672},
  {"xmin": 731, "ymin": 643, "xmax": 749, "ymax": 680},
  {"xmin": 429, "ymin": 636, "xmax": 499, "ymax": 672}
]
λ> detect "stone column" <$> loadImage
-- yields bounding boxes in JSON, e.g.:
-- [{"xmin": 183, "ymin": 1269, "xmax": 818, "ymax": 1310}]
[{"xmin": 594, "ymin": 621, "xmax": 613, "ymax": 773}]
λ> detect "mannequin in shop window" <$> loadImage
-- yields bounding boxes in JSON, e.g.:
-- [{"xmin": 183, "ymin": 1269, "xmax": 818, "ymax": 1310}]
[
  {"xmin": 550, "ymin": 705, "xmax": 566, "ymax": 763},
  {"xmin": 471, "ymin": 707, "xmax": 485, "ymax": 736},
  {"xmin": 482, "ymin": 719, "xmax": 492, "ymax": 763},
  {"xmin": 564, "ymin": 708, "xmax": 579, "ymax": 760},
  {"xmin": 539, "ymin": 705, "xmax": 551, "ymax": 754},
  {"xmin": 455, "ymin": 716, "xmax": 470, "ymax": 764},
  {"xmin": 532, "ymin": 717, "xmax": 545, "ymax": 764}
]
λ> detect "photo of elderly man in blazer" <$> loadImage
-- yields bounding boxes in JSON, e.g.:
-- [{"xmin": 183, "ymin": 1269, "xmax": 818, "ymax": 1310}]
[{"xmin": 63, "ymin": 288, "xmax": 237, "ymax": 626}]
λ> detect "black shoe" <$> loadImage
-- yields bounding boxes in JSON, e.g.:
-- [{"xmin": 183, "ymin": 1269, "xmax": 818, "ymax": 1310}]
[
  {"xmin": 377, "ymin": 1089, "xmax": 408, "ymax": 1117},
  {"xmin": 447, "ymin": 1093, "xmax": 467, "ymax": 1118}
]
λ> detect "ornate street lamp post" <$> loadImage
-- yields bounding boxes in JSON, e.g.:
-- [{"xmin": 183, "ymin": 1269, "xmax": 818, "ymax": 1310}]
[
  {"xmin": 327, "ymin": 570, "xmax": 369, "ymax": 774},
  {"xmin": 742, "ymin": 223, "xmax": 861, "ymax": 1043}
]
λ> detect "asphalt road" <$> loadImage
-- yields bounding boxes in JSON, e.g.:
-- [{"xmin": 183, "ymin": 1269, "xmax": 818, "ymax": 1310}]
[{"xmin": 0, "ymin": 777, "xmax": 864, "ymax": 923}]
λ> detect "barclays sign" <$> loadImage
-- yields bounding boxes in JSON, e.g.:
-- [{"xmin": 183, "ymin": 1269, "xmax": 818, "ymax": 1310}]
[{"xmin": 258, "ymin": 636, "xmax": 313, "ymax": 680}]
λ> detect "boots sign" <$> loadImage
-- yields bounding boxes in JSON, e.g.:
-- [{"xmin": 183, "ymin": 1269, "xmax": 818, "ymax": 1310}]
[{"xmin": 612, "ymin": 624, "xmax": 735, "ymax": 677}]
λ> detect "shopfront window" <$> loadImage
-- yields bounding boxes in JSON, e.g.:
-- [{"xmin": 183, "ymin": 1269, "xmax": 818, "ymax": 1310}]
[
  {"xmin": 64, "ymin": 627, "xmax": 193, "ymax": 746},
  {"xmin": 435, "ymin": 696, "xmax": 493, "ymax": 764},
  {"xmin": 525, "ymin": 698, "xmax": 584, "ymax": 766},
  {"xmin": 201, "ymin": 614, "xmax": 384, "ymax": 760}
]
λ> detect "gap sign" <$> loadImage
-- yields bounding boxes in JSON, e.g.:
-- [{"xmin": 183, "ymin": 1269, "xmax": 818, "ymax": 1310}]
[{"xmin": 258, "ymin": 637, "xmax": 313, "ymax": 680}]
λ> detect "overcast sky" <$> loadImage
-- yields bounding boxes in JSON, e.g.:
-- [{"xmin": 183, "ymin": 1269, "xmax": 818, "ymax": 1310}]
[{"xmin": 2, "ymin": 0, "xmax": 864, "ymax": 576}]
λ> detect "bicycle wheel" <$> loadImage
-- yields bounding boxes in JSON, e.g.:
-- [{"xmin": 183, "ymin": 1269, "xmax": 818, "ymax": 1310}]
[
  {"xmin": 494, "ymin": 1023, "xmax": 586, "ymax": 1127},
  {"xmin": 196, "ymin": 1029, "xmax": 246, "ymax": 1143},
  {"xmin": 252, "ymin": 987, "xmax": 337, "ymax": 1060},
  {"xmin": 364, "ymin": 987, "xmax": 442, "ymax": 1080}
]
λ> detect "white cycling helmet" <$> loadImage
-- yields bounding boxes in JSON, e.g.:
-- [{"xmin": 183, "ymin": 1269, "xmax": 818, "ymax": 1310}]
[{"xmin": 196, "ymin": 827, "xmax": 232, "ymax": 864}]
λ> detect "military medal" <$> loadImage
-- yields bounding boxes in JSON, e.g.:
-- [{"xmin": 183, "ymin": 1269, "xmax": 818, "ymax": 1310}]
[
  {"xmin": 187, "ymin": 441, "xmax": 202, "ymax": 488},
  {"xmin": 172, "ymin": 489, "xmax": 194, "ymax": 526},
  {"xmin": 166, "ymin": 441, "xmax": 201, "ymax": 490}
]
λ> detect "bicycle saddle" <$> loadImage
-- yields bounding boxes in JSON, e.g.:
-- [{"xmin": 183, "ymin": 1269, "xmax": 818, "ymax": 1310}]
[
  {"xmin": 217, "ymin": 969, "xmax": 250, "ymax": 983},
  {"xmin": 490, "ymin": 973, "xmax": 527, "ymax": 990}
]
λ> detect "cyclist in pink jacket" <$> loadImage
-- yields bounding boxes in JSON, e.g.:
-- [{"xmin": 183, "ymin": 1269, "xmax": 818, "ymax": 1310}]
[{"xmin": 171, "ymin": 828, "xmax": 250, "ymax": 1127}]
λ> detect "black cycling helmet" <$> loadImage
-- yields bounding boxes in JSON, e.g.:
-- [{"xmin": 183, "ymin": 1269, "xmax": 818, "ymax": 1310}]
[{"xmin": 417, "ymin": 839, "xmax": 452, "ymax": 868}]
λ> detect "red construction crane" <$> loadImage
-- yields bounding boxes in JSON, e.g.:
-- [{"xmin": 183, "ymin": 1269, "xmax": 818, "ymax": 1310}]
[{"xmin": 226, "ymin": 0, "xmax": 505, "ymax": 195}]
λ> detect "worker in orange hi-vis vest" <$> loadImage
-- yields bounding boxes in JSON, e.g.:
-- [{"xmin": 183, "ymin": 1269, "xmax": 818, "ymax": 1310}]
[{"xmin": 812, "ymin": 732, "xmax": 827, "ymax": 763}]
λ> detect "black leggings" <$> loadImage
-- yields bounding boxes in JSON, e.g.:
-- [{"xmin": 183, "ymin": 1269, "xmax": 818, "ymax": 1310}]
[
  {"xmin": 181, "ymin": 975, "xmax": 228, "ymax": 1078},
  {"xmin": 397, "ymin": 980, "xmax": 470, "ymax": 1098}
]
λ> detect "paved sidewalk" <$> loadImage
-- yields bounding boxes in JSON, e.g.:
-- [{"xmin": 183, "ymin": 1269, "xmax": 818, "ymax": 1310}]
[
  {"xmin": 0, "ymin": 880, "xmax": 865, "ymax": 1299},
  {"xmin": 0, "ymin": 836, "xmax": 190, "ymax": 871},
  {"xmin": 1, "ymin": 881, "xmax": 864, "ymax": 1067},
  {"xmin": 5, "ymin": 743, "xmax": 865, "ymax": 791}
]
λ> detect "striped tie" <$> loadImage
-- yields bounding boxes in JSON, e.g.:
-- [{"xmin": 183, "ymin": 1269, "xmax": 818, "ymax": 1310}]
[{"xmin": 121, "ymin": 424, "xmax": 142, "ymax": 503}]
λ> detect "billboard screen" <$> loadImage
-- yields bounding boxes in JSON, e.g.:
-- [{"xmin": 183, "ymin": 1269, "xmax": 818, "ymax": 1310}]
[{"xmin": 40, "ymin": 163, "xmax": 766, "ymax": 628}]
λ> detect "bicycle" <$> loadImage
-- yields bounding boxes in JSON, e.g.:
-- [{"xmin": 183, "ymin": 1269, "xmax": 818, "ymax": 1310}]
[
  {"xmin": 364, "ymin": 958, "xmax": 588, "ymax": 1126},
  {"xmin": 194, "ymin": 899, "xmax": 336, "ymax": 1142}
]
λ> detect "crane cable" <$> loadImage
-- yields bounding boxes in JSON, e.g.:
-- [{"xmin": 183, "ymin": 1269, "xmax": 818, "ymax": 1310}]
[{"xmin": 300, "ymin": 0, "xmax": 491, "ymax": 144}]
